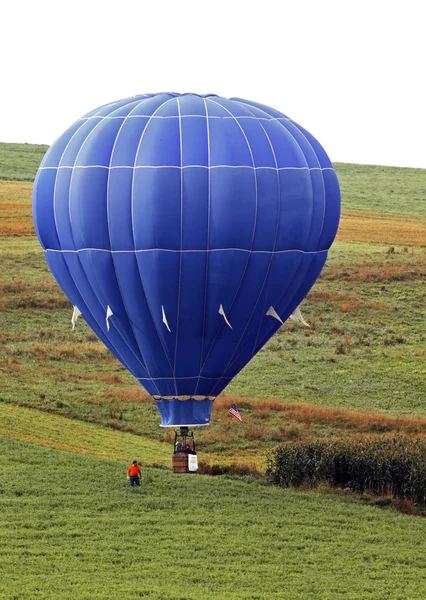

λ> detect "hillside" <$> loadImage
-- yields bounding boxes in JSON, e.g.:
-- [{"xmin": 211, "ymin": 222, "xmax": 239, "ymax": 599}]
[
  {"xmin": 0, "ymin": 142, "xmax": 48, "ymax": 181},
  {"xmin": 2, "ymin": 429, "xmax": 426, "ymax": 599}
]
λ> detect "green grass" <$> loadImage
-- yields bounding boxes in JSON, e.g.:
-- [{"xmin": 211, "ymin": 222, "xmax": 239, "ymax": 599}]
[
  {"xmin": 334, "ymin": 162, "xmax": 426, "ymax": 215},
  {"xmin": 2, "ymin": 437, "xmax": 426, "ymax": 600},
  {"xmin": 0, "ymin": 142, "xmax": 48, "ymax": 181},
  {"xmin": 0, "ymin": 402, "xmax": 171, "ymax": 467}
]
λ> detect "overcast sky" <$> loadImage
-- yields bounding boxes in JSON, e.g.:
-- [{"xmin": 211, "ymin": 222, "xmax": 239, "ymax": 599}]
[{"xmin": 1, "ymin": 0, "xmax": 424, "ymax": 168}]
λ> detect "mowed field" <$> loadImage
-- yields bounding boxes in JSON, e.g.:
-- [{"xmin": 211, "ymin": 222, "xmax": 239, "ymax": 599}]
[
  {"xmin": 0, "ymin": 142, "xmax": 426, "ymax": 598},
  {"xmin": 3, "ymin": 432, "xmax": 426, "ymax": 600}
]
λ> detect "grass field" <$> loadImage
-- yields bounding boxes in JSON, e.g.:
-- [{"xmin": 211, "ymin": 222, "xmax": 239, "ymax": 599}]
[
  {"xmin": 2, "ymin": 436, "xmax": 426, "ymax": 600},
  {"xmin": 1, "ymin": 142, "xmax": 426, "ymax": 598},
  {"xmin": 335, "ymin": 162, "xmax": 426, "ymax": 216},
  {"xmin": 0, "ymin": 142, "xmax": 48, "ymax": 181},
  {"xmin": 0, "ymin": 402, "xmax": 170, "ymax": 467}
]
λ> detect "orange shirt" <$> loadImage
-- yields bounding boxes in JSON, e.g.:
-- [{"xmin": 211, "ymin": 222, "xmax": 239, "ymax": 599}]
[{"xmin": 127, "ymin": 464, "xmax": 141, "ymax": 477}]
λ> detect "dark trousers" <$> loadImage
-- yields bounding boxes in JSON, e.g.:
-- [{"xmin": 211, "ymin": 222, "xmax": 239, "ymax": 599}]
[{"xmin": 130, "ymin": 476, "xmax": 140, "ymax": 486}]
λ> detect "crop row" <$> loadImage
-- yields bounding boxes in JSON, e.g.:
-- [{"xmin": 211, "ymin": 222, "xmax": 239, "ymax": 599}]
[{"xmin": 267, "ymin": 436, "xmax": 426, "ymax": 506}]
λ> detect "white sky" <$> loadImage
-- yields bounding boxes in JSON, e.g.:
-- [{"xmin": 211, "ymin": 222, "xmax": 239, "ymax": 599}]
[{"xmin": 1, "ymin": 0, "xmax": 425, "ymax": 168}]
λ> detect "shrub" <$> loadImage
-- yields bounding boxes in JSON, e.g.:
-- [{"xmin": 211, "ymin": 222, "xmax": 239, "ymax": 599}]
[{"xmin": 267, "ymin": 436, "xmax": 426, "ymax": 506}]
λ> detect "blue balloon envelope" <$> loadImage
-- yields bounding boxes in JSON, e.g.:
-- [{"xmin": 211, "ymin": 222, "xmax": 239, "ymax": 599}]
[{"xmin": 32, "ymin": 93, "xmax": 340, "ymax": 427}]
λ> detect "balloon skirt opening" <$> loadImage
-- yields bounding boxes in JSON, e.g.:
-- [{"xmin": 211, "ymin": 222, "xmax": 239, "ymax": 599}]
[{"xmin": 155, "ymin": 398, "xmax": 214, "ymax": 427}]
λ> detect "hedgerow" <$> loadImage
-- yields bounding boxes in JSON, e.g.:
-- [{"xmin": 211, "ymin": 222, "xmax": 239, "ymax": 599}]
[{"xmin": 267, "ymin": 436, "xmax": 426, "ymax": 506}]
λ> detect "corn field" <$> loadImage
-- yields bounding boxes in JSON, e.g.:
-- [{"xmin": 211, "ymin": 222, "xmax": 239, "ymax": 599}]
[{"xmin": 267, "ymin": 436, "xmax": 426, "ymax": 506}]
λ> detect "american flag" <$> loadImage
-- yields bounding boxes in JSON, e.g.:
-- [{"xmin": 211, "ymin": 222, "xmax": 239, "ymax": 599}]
[{"xmin": 228, "ymin": 403, "xmax": 242, "ymax": 422}]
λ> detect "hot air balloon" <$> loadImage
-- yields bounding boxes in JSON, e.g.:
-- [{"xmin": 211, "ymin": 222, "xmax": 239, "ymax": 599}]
[{"xmin": 32, "ymin": 93, "xmax": 340, "ymax": 432}]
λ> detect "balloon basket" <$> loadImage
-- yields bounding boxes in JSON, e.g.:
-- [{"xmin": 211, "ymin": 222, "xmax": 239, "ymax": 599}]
[{"xmin": 172, "ymin": 427, "xmax": 198, "ymax": 473}]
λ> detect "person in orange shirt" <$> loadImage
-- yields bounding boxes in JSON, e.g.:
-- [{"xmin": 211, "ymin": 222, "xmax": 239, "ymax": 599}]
[{"xmin": 127, "ymin": 461, "xmax": 141, "ymax": 486}]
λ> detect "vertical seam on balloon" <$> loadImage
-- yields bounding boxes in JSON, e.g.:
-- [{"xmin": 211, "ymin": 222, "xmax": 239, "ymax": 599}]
[
  {"xmin": 172, "ymin": 97, "xmax": 184, "ymax": 393},
  {"xmin": 236, "ymin": 102, "xmax": 283, "ymax": 357},
  {"xmin": 51, "ymin": 119, "xmax": 99, "ymax": 329},
  {"xmin": 236, "ymin": 104, "xmax": 308, "ymax": 359},
  {"xmin": 63, "ymin": 98, "xmax": 150, "ymax": 245},
  {"xmin": 130, "ymin": 96, "xmax": 177, "ymax": 380},
  {"xmin": 198, "ymin": 98, "xmax": 259, "ymax": 381},
  {"xmin": 277, "ymin": 121, "xmax": 317, "ymax": 252},
  {"xmin": 226, "ymin": 250, "xmax": 318, "ymax": 373},
  {"xmin": 32, "ymin": 171, "xmax": 45, "ymax": 249},
  {"xmin": 212, "ymin": 109, "xmax": 319, "ymax": 380},
  {"xmin": 213, "ymin": 103, "xmax": 321, "ymax": 381},
  {"xmin": 224, "ymin": 259, "xmax": 304, "ymax": 375},
  {"xmin": 269, "ymin": 114, "xmax": 324, "ymax": 253},
  {"xmin": 105, "ymin": 96, "xmax": 158, "ymax": 386},
  {"xmin": 228, "ymin": 97, "xmax": 288, "ymax": 119},
  {"xmin": 244, "ymin": 123, "xmax": 324, "ymax": 357},
  {"xmin": 208, "ymin": 102, "xmax": 282, "ymax": 396},
  {"xmin": 81, "ymin": 95, "xmax": 149, "ymax": 118},
  {"xmin": 250, "ymin": 254, "xmax": 317, "ymax": 361},
  {"xmin": 268, "ymin": 118, "xmax": 322, "ymax": 252},
  {"xmin": 83, "ymin": 249, "xmax": 151, "ymax": 381},
  {"xmin": 231, "ymin": 102, "xmax": 319, "ymax": 356},
  {"xmin": 39, "ymin": 97, "xmax": 156, "ymax": 381},
  {"xmin": 52, "ymin": 252, "xmax": 138, "ymax": 376},
  {"xmin": 290, "ymin": 122, "xmax": 327, "ymax": 246},
  {"xmin": 224, "ymin": 257, "xmax": 307, "ymax": 376},
  {"xmin": 62, "ymin": 111, "xmax": 151, "ymax": 379},
  {"xmin": 53, "ymin": 120, "xmax": 88, "ymax": 247},
  {"xmin": 193, "ymin": 98, "xmax": 211, "ymax": 398}
]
